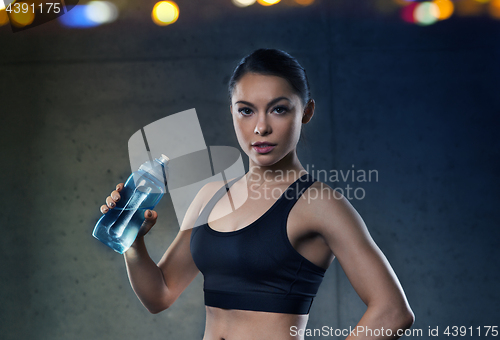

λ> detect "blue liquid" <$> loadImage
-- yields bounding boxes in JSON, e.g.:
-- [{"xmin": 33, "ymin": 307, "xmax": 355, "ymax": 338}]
[{"xmin": 93, "ymin": 170, "xmax": 165, "ymax": 254}]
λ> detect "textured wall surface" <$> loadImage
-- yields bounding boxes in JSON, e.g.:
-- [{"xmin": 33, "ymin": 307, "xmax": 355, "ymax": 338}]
[{"xmin": 1, "ymin": 1, "xmax": 499, "ymax": 339}]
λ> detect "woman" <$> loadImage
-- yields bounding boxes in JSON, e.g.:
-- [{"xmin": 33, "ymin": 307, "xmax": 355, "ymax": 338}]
[{"xmin": 100, "ymin": 49, "xmax": 414, "ymax": 339}]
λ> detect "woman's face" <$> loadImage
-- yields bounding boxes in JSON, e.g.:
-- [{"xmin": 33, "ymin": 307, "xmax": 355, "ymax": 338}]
[{"xmin": 230, "ymin": 72, "xmax": 309, "ymax": 168}]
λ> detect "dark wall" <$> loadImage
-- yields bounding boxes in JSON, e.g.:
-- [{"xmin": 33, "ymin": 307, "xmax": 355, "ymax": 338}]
[{"xmin": 1, "ymin": 1, "xmax": 499, "ymax": 339}]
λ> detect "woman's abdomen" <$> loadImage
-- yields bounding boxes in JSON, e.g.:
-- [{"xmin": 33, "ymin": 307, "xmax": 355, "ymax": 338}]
[{"xmin": 202, "ymin": 306, "xmax": 309, "ymax": 340}]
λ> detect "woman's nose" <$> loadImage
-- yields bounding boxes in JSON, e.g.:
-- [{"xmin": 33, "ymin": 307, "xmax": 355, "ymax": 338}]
[{"xmin": 254, "ymin": 113, "xmax": 271, "ymax": 136}]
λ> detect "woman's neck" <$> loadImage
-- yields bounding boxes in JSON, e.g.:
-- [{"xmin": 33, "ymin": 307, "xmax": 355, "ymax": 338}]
[{"xmin": 246, "ymin": 149, "xmax": 306, "ymax": 186}]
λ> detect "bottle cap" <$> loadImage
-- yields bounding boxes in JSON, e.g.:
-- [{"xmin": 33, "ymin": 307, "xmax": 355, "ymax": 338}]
[{"xmin": 158, "ymin": 154, "xmax": 170, "ymax": 166}]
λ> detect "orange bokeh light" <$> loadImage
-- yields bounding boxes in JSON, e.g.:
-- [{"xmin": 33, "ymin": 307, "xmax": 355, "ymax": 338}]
[
  {"xmin": 257, "ymin": 0, "xmax": 280, "ymax": 6},
  {"xmin": 0, "ymin": 10, "xmax": 9, "ymax": 26},
  {"xmin": 455, "ymin": 0, "xmax": 484, "ymax": 16},
  {"xmin": 295, "ymin": 0, "xmax": 314, "ymax": 6},
  {"xmin": 433, "ymin": 0, "xmax": 454, "ymax": 19},
  {"xmin": 9, "ymin": 3, "xmax": 35, "ymax": 27},
  {"xmin": 488, "ymin": 0, "xmax": 500, "ymax": 18},
  {"xmin": 152, "ymin": 1, "xmax": 179, "ymax": 26}
]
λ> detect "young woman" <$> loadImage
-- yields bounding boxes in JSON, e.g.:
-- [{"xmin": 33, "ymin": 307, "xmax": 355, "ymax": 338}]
[{"xmin": 100, "ymin": 49, "xmax": 414, "ymax": 340}]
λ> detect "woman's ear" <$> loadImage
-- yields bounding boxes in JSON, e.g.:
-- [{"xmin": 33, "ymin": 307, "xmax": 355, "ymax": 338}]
[
  {"xmin": 302, "ymin": 99, "xmax": 315, "ymax": 124},
  {"xmin": 229, "ymin": 105, "xmax": 233, "ymax": 115}
]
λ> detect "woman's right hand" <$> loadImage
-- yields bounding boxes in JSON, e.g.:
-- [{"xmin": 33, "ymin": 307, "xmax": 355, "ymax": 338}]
[{"xmin": 100, "ymin": 183, "xmax": 158, "ymax": 238}]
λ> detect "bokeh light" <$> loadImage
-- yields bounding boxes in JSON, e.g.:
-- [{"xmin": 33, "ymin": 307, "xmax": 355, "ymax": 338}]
[
  {"xmin": 455, "ymin": 0, "xmax": 484, "ymax": 16},
  {"xmin": 2, "ymin": 0, "xmax": 497, "ymax": 30},
  {"xmin": 257, "ymin": 0, "xmax": 281, "ymax": 6},
  {"xmin": 9, "ymin": 3, "xmax": 35, "ymax": 27},
  {"xmin": 489, "ymin": 0, "xmax": 500, "ymax": 18},
  {"xmin": 152, "ymin": 1, "xmax": 179, "ymax": 26},
  {"xmin": 400, "ymin": 2, "xmax": 418, "ymax": 23},
  {"xmin": 294, "ymin": 0, "xmax": 314, "ymax": 6},
  {"xmin": 433, "ymin": 0, "xmax": 454, "ymax": 20},
  {"xmin": 85, "ymin": 1, "xmax": 118, "ymax": 24},
  {"xmin": 414, "ymin": 2, "xmax": 439, "ymax": 25},
  {"xmin": 232, "ymin": 0, "xmax": 256, "ymax": 7},
  {"xmin": 0, "ymin": 10, "xmax": 8, "ymax": 26},
  {"xmin": 58, "ymin": 5, "xmax": 100, "ymax": 28}
]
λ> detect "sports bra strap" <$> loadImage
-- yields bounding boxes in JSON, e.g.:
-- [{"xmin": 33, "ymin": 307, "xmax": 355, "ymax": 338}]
[
  {"xmin": 196, "ymin": 175, "xmax": 244, "ymax": 225},
  {"xmin": 278, "ymin": 173, "xmax": 317, "ymax": 212},
  {"xmin": 197, "ymin": 173, "xmax": 316, "ymax": 227}
]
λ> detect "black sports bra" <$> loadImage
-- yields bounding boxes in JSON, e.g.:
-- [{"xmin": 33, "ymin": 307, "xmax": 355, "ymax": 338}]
[{"xmin": 190, "ymin": 172, "xmax": 326, "ymax": 314}]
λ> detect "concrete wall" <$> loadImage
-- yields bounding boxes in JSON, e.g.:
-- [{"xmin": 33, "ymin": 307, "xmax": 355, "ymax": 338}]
[{"xmin": 1, "ymin": 1, "xmax": 499, "ymax": 339}]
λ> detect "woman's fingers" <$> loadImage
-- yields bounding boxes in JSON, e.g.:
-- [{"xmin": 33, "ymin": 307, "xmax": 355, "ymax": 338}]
[
  {"xmin": 100, "ymin": 204, "xmax": 109, "ymax": 214},
  {"xmin": 99, "ymin": 184, "xmax": 158, "ymax": 238},
  {"xmin": 138, "ymin": 209, "xmax": 158, "ymax": 237},
  {"xmin": 111, "ymin": 189, "xmax": 120, "ymax": 202},
  {"xmin": 106, "ymin": 196, "xmax": 116, "ymax": 209},
  {"xmin": 100, "ymin": 183, "xmax": 123, "ymax": 214},
  {"xmin": 144, "ymin": 209, "xmax": 158, "ymax": 225},
  {"xmin": 100, "ymin": 184, "xmax": 124, "ymax": 214}
]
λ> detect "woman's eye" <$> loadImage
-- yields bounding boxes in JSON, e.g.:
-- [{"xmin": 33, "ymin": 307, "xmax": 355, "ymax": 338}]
[
  {"xmin": 238, "ymin": 108, "xmax": 253, "ymax": 116},
  {"xmin": 273, "ymin": 106, "xmax": 288, "ymax": 114}
]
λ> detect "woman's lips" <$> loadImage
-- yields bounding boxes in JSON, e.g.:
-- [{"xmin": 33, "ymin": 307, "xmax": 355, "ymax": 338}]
[{"xmin": 252, "ymin": 144, "xmax": 276, "ymax": 154}]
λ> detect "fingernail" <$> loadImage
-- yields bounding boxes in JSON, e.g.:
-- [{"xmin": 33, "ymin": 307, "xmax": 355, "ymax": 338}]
[
  {"xmin": 110, "ymin": 202, "xmax": 115, "ymax": 207},
  {"xmin": 147, "ymin": 210, "xmax": 152, "ymax": 217},
  {"xmin": 112, "ymin": 195, "xmax": 119, "ymax": 200}
]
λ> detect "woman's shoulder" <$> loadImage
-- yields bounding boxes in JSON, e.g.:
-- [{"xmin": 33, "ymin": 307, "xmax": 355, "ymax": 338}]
[
  {"xmin": 303, "ymin": 179, "xmax": 343, "ymax": 203},
  {"xmin": 299, "ymin": 179, "xmax": 360, "ymax": 233}
]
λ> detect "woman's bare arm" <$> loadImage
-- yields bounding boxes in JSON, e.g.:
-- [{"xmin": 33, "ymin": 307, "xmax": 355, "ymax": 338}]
[
  {"xmin": 103, "ymin": 182, "xmax": 215, "ymax": 314},
  {"xmin": 123, "ymin": 227, "xmax": 199, "ymax": 314},
  {"xmin": 310, "ymin": 183, "xmax": 414, "ymax": 339}
]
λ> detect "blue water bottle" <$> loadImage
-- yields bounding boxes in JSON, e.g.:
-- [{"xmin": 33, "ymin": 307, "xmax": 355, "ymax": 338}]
[{"xmin": 93, "ymin": 154, "xmax": 170, "ymax": 254}]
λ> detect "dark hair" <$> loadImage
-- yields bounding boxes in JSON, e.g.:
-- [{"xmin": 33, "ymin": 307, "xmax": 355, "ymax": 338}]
[
  {"xmin": 228, "ymin": 48, "xmax": 312, "ymax": 145},
  {"xmin": 228, "ymin": 48, "xmax": 311, "ymax": 105}
]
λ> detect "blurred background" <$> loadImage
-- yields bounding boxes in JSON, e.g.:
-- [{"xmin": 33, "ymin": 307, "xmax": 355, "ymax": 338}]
[{"xmin": 1, "ymin": 0, "xmax": 499, "ymax": 339}]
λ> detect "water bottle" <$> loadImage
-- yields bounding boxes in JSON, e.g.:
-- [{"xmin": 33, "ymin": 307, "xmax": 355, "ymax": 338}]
[{"xmin": 93, "ymin": 154, "xmax": 170, "ymax": 254}]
